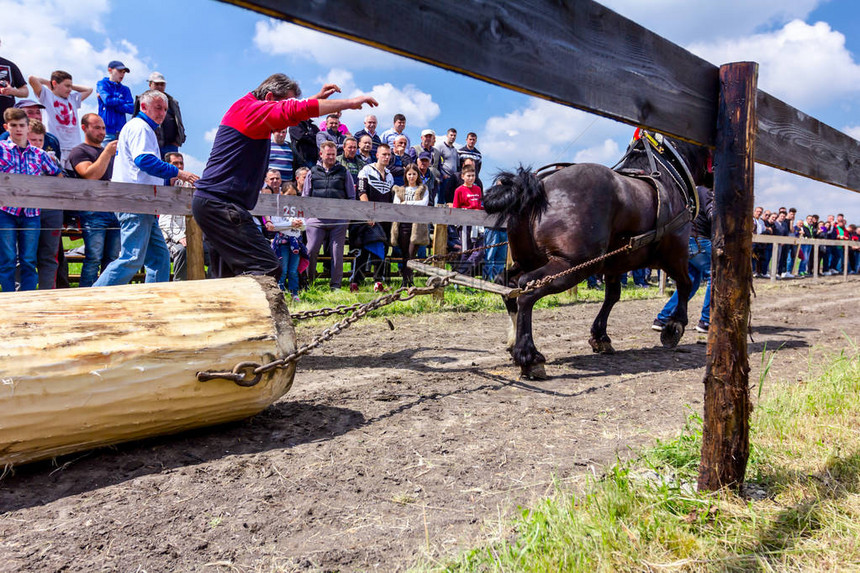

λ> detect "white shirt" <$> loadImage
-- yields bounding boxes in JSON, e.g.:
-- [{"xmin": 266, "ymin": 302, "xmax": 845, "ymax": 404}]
[
  {"xmin": 36, "ymin": 88, "xmax": 82, "ymax": 152},
  {"xmin": 112, "ymin": 116, "xmax": 162, "ymax": 185}
]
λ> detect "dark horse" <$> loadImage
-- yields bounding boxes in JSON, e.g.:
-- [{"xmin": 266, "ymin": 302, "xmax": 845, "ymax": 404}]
[{"xmin": 484, "ymin": 133, "xmax": 712, "ymax": 379}]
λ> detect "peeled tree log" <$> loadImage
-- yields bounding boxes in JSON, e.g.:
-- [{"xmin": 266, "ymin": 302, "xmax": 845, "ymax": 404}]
[{"xmin": 0, "ymin": 276, "xmax": 296, "ymax": 467}]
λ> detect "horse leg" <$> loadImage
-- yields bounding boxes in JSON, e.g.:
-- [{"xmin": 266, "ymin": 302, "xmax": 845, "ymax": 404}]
[
  {"xmin": 504, "ymin": 295, "xmax": 518, "ymax": 352},
  {"xmin": 589, "ymin": 274, "xmax": 622, "ymax": 354},
  {"xmin": 511, "ymin": 259, "xmax": 581, "ymax": 379},
  {"xmin": 661, "ymin": 259, "xmax": 693, "ymax": 348}
]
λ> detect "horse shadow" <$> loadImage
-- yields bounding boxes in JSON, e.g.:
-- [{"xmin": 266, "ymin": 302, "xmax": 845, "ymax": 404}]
[
  {"xmin": 0, "ymin": 401, "xmax": 364, "ymax": 513},
  {"xmin": 298, "ymin": 345, "xmax": 493, "ymax": 373}
]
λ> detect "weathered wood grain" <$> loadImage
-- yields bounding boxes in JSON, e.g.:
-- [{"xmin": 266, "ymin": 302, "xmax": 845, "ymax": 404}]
[
  {"xmin": 0, "ymin": 174, "xmax": 494, "ymax": 226},
  {"xmin": 699, "ymin": 62, "xmax": 757, "ymax": 492},
  {"xmin": 220, "ymin": 0, "xmax": 860, "ymax": 192}
]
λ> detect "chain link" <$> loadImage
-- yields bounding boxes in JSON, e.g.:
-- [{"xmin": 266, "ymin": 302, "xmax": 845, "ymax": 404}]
[
  {"xmin": 518, "ymin": 243, "xmax": 633, "ymax": 294},
  {"xmin": 196, "ymin": 277, "xmax": 449, "ymax": 386}
]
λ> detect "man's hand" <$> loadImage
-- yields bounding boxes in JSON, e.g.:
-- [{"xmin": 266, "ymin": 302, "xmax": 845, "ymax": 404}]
[
  {"xmin": 345, "ymin": 95, "xmax": 378, "ymax": 110},
  {"xmin": 312, "ymin": 83, "xmax": 341, "ymax": 100},
  {"xmin": 177, "ymin": 170, "xmax": 199, "ymax": 184},
  {"xmin": 265, "ymin": 221, "xmax": 275, "ymax": 232},
  {"xmin": 179, "ymin": 237, "xmax": 187, "ymax": 247},
  {"xmin": 102, "ymin": 140, "xmax": 118, "ymax": 156}
]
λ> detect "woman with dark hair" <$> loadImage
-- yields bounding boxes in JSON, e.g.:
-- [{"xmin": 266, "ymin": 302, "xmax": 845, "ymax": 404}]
[{"xmin": 391, "ymin": 163, "xmax": 429, "ymax": 286}]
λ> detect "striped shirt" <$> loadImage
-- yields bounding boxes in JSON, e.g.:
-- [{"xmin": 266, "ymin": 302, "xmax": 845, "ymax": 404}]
[
  {"xmin": 458, "ymin": 145, "xmax": 482, "ymax": 174},
  {"xmin": 357, "ymin": 163, "xmax": 394, "ymax": 203},
  {"xmin": 0, "ymin": 140, "xmax": 62, "ymax": 217},
  {"xmin": 268, "ymin": 140, "xmax": 294, "ymax": 181}
]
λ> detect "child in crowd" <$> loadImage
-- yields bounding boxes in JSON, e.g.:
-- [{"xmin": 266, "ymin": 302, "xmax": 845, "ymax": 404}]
[
  {"xmin": 0, "ymin": 108, "xmax": 62, "ymax": 292},
  {"xmin": 28, "ymin": 70, "xmax": 92, "ymax": 168},
  {"xmin": 267, "ymin": 182, "xmax": 308, "ymax": 301},
  {"xmin": 452, "ymin": 166, "xmax": 484, "ymax": 275},
  {"xmin": 391, "ymin": 163, "xmax": 430, "ymax": 286}
]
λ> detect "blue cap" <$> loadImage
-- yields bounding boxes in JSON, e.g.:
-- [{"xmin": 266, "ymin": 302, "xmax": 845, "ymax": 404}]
[{"xmin": 108, "ymin": 60, "xmax": 130, "ymax": 72}]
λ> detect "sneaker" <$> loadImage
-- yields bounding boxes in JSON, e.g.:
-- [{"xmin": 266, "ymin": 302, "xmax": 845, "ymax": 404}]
[
  {"xmin": 373, "ymin": 282, "xmax": 388, "ymax": 292},
  {"xmin": 761, "ymin": 273, "xmax": 771, "ymax": 279},
  {"xmin": 783, "ymin": 272, "xmax": 795, "ymax": 279},
  {"xmin": 349, "ymin": 282, "xmax": 359, "ymax": 293},
  {"xmin": 696, "ymin": 320, "xmax": 709, "ymax": 333},
  {"xmin": 652, "ymin": 318, "xmax": 666, "ymax": 331}
]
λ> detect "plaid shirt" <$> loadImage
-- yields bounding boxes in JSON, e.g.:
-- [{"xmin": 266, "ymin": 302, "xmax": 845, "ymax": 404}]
[{"xmin": 0, "ymin": 139, "xmax": 62, "ymax": 217}]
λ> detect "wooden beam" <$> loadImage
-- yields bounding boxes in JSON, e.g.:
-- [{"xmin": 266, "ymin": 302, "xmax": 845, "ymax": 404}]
[
  {"xmin": 220, "ymin": 0, "xmax": 860, "ymax": 193},
  {"xmin": 698, "ymin": 62, "xmax": 757, "ymax": 492},
  {"xmin": 408, "ymin": 260, "xmax": 521, "ymax": 297},
  {"xmin": 0, "ymin": 174, "xmax": 494, "ymax": 226}
]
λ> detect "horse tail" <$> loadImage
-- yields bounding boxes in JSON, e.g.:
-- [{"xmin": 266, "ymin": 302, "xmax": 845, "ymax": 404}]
[{"xmin": 483, "ymin": 166, "xmax": 549, "ymax": 227}]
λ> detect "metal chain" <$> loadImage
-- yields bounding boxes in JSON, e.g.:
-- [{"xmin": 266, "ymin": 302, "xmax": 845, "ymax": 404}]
[
  {"xmin": 519, "ymin": 243, "xmax": 633, "ymax": 294},
  {"xmin": 197, "ymin": 277, "xmax": 450, "ymax": 386}
]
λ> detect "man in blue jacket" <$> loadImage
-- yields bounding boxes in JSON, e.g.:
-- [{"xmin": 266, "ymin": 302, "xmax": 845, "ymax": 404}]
[{"xmin": 97, "ymin": 60, "xmax": 133, "ymax": 142}]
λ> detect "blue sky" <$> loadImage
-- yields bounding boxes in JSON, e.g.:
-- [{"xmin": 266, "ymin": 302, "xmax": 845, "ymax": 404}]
[{"xmin": 2, "ymin": 0, "xmax": 860, "ymax": 220}]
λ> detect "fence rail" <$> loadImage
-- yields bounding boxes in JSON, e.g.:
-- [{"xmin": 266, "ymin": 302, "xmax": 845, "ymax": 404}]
[{"xmin": 223, "ymin": 0, "xmax": 860, "ymax": 192}]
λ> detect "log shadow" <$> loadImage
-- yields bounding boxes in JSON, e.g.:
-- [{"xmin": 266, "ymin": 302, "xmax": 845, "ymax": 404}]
[{"xmin": 0, "ymin": 401, "xmax": 364, "ymax": 513}]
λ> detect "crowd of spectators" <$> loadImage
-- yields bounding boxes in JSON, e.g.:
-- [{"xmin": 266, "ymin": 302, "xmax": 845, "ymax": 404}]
[
  {"xmin": 2, "ymin": 44, "xmax": 857, "ymax": 296},
  {"xmin": 752, "ymin": 206, "xmax": 860, "ymax": 278},
  {"xmin": 0, "ymin": 45, "xmax": 499, "ymax": 294}
]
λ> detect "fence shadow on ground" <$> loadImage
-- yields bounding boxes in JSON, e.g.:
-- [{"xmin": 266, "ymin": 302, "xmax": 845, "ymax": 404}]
[{"xmin": 0, "ymin": 401, "xmax": 364, "ymax": 513}]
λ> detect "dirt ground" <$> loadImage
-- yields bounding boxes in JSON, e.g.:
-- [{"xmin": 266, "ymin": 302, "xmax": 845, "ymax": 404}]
[{"xmin": 1, "ymin": 277, "xmax": 857, "ymax": 572}]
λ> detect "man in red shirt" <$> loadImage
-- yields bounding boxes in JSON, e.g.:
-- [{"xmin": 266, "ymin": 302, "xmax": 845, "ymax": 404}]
[{"xmin": 193, "ymin": 74, "xmax": 377, "ymax": 278}]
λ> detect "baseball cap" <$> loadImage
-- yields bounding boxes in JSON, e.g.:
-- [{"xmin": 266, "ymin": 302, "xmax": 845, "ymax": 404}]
[
  {"xmin": 418, "ymin": 151, "xmax": 432, "ymax": 161},
  {"xmin": 420, "ymin": 129, "xmax": 435, "ymax": 137},
  {"xmin": 13, "ymin": 99, "xmax": 45, "ymax": 109},
  {"xmin": 108, "ymin": 60, "xmax": 130, "ymax": 72},
  {"xmin": 148, "ymin": 71, "xmax": 166, "ymax": 83}
]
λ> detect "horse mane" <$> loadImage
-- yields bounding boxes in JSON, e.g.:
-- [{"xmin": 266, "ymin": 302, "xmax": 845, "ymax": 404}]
[{"xmin": 483, "ymin": 166, "xmax": 550, "ymax": 227}]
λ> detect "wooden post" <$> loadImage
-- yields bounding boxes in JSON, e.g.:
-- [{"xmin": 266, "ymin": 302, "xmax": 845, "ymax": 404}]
[
  {"xmin": 698, "ymin": 62, "xmax": 758, "ymax": 492},
  {"xmin": 432, "ymin": 223, "xmax": 447, "ymax": 302},
  {"xmin": 769, "ymin": 241, "xmax": 778, "ymax": 281},
  {"xmin": 813, "ymin": 242, "xmax": 820, "ymax": 279},
  {"xmin": 185, "ymin": 215, "xmax": 206, "ymax": 280}
]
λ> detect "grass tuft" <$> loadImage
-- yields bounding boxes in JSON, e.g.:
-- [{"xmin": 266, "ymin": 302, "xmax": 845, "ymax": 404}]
[{"xmin": 419, "ymin": 347, "xmax": 860, "ymax": 572}]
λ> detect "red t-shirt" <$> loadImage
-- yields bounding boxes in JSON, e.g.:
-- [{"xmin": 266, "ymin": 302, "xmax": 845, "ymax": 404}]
[{"xmin": 453, "ymin": 184, "xmax": 482, "ymax": 210}]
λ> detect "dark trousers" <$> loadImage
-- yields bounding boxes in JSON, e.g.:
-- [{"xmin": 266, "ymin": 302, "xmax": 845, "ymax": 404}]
[{"xmin": 191, "ymin": 196, "xmax": 279, "ymax": 278}]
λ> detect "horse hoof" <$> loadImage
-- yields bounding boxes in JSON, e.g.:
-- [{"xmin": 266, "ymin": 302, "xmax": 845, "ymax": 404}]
[
  {"xmin": 521, "ymin": 362, "xmax": 548, "ymax": 380},
  {"xmin": 661, "ymin": 321, "xmax": 685, "ymax": 348},
  {"xmin": 588, "ymin": 337, "xmax": 616, "ymax": 354}
]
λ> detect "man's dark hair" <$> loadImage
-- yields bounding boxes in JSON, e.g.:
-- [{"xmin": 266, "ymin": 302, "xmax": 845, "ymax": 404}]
[
  {"xmin": 164, "ymin": 152, "xmax": 184, "ymax": 163},
  {"xmin": 343, "ymin": 136, "xmax": 357, "ymax": 144},
  {"xmin": 326, "ymin": 113, "xmax": 339, "ymax": 120},
  {"xmin": 467, "ymin": 132, "xmax": 477, "ymax": 139},
  {"xmin": 81, "ymin": 113, "xmax": 100, "ymax": 127},
  {"xmin": 3, "ymin": 108, "xmax": 27, "ymax": 123},
  {"xmin": 789, "ymin": 207, "xmax": 797, "ymax": 213},
  {"xmin": 393, "ymin": 113, "xmax": 406, "ymax": 123},
  {"xmin": 50, "ymin": 70, "xmax": 72, "ymax": 85},
  {"xmin": 447, "ymin": 128, "xmax": 457, "ymax": 134},
  {"xmin": 252, "ymin": 73, "xmax": 301, "ymax": 101}
]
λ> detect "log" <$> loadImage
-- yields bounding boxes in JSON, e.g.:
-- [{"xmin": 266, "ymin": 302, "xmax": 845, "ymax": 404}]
[
  {"xmin": 698, "ymin": 62, "xmax": 757, "ymax": 492},
  {"xmin": 0, "ymin": 276, "xmax": 296, "ymax": 467}
]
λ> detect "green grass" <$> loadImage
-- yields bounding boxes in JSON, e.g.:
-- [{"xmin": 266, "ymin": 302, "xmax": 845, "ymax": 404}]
[
  {"xmin": 291, "ymin": 274, "xmax": 673, "ymax": 319},
  {"xmin": 418, "ymin": 345, "xmax": 860, "ymax": 572}
]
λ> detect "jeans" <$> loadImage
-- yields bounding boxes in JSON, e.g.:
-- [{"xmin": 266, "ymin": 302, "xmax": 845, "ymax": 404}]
[
  {"xmin": 658, "ymin": 236, "xmax": 712, "ymax": 324},
  {"xmin": 276, "ymin": 243, "xmax": 301, "ymax": 295},
  {"xmin": 79, "ymin": 211, "xmax": 121, "ymax": 287},
  {"xmin": 37, "ymin": 209, "xmax": 63, "ymax": 289},
  {"xmin": 798, "ymin": 244, "xmax": 812, "ymax": 274},
  {"xmin": 93, "ymin": 213, "xmax": 170, "ymax": 286},
  {"xmin": 0, "ymin": 211, "xmax": 40, "ymax": 292},
  {"xmin": 483, "ymin": 228, "xmax": 508, "ymax": 282}
]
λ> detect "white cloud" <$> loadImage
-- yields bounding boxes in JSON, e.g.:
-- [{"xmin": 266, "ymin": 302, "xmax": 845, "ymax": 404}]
[
  {"xmin": 601, "ymin": 0, "xmax": 821, "ymax": 45},
  {"xmin": 253, "ymin": 20, "xmax": 414, "ymax": 70},
  {"xmin": 181, "ymin": 152, "xmax": 207, "ymax": 177},
  {"xmin": 336, "ymin": 71, "xmax": 440, "ymax": 135},
  {"xmin": 0, "ymin": 0, "xmax": 152, "ymax": 91},
  {"xmin": 203, "ymin": 127, "xmax": 219, "ymax": 143},
  {"xmin": 842, "ymin": 125, "xmax": 860, "ymax": 140},
  {"xmin": 573, "ymin": 139, "xmax": 623, "ymax": 165},
  {"xmin": 754, "ymin": 164, "xmax": 860, "ymax": 222},
  {"xmin": 688, "ymin": 20, "xmax": 860, "ymax": 110},
  {"xmin": 479, "ymin": 98, "xmax": 630, "ymax": 168}
]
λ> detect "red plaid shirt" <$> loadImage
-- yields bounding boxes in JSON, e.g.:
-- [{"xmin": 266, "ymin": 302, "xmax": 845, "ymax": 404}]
[{"xmin": 0, "ymin": 139, "xmax": 62, "ymax": 217}]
